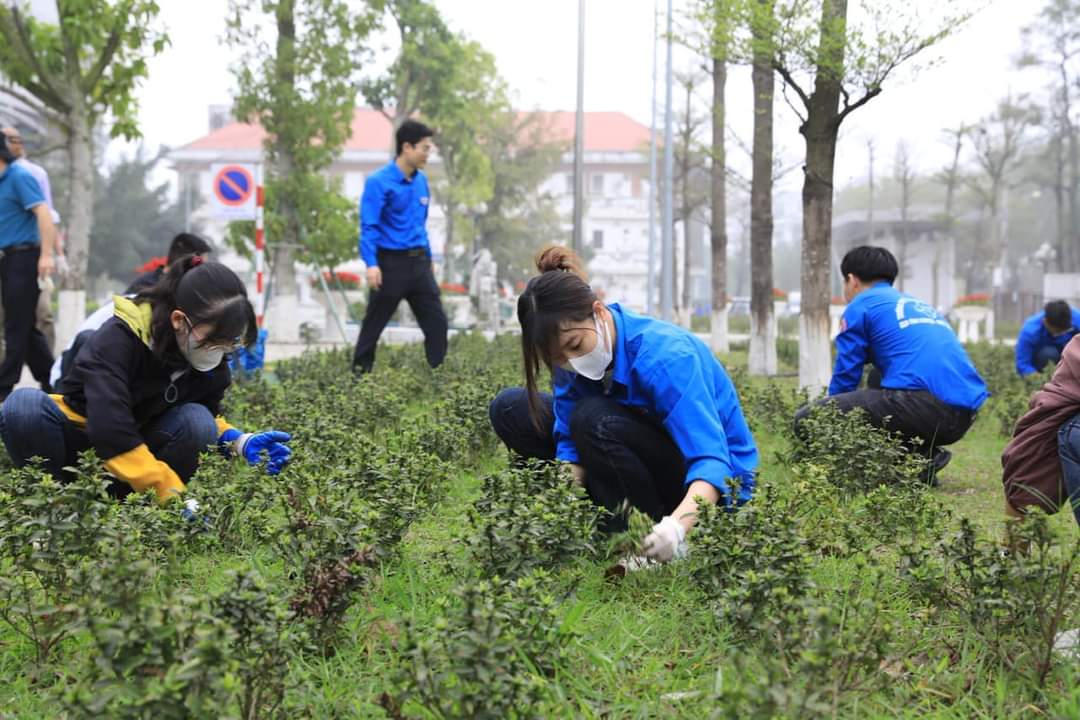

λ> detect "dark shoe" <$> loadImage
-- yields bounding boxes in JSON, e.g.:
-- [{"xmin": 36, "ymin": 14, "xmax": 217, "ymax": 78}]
[{"xmin": 926, "ymin": 448, "xmax": 952, "ymax": 486}]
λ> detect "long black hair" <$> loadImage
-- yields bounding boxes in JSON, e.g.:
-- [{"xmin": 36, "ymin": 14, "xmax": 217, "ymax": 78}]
[
  {"xmin": 518, "ymin": 245, "xmax": 596, "ymax": 427},
  {"xmin": 137, "ymin": 255, "xmax": 257, "ymax": 360}
]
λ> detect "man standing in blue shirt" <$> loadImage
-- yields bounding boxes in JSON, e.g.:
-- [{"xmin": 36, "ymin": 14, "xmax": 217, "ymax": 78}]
[
  {"xmin": 351, "ymin": 120, "xmax": 448, "ymax": 374},
  {"xmin": 0, "ymin": 132, "xmax": 56, "ymax": 401},
  {"xmin": 794, "ymin": 246, "xmax": 988, "ymax": 482},
  {"xmin": 1015, "ymin": 300, "xmax": 1080, "ymax": 377}
]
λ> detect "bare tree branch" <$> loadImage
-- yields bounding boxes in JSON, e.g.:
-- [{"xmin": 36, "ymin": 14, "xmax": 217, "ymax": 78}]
[
  {"xmin": 82, "ymin": 1, "xmax": 133, "ymax": 94},
  {"xmin": 1, "ymin": 8, "xmax": 70, "ymax": 112}
]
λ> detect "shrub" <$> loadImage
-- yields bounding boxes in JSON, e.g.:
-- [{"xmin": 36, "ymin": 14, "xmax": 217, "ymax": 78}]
[{"xmin": 391, "ymin": 571, "xmax": 572, "ymax": 719}]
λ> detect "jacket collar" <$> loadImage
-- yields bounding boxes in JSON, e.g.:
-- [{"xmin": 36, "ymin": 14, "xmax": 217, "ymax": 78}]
[{"xmin": 113, "ymin": 295, "xmax": 154, "ymax": 347}]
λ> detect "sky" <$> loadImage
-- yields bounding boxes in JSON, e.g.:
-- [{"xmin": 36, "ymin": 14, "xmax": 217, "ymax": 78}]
[{"xmin": 77, "ymin": 0, "xmax": 1045, "ymax": 198}]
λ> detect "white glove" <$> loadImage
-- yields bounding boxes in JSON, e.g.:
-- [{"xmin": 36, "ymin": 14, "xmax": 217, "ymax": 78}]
[{"xmin": 642, "ymin": 515, "xmax": 688, "ymax": 562}]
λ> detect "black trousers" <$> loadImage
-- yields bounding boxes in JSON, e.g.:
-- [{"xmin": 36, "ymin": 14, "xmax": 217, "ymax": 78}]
[
  {"xmin": 352, "ymin": 250, "xmax": 448, "ymax": 373},
  {"xmin": 488, "ymin": 387, "xmax": 686, "ymax": 531},
  {"xmin": 793, "ymin": 370, "xmax": 974, "ymax": 458},
  {"xmin": 0, "ymin": 245, "xmax": 52, "ymax": 397}
]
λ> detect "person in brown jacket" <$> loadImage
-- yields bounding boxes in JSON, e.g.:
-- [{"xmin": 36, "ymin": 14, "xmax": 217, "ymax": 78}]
[{"xmin": 1002, "ymin": 335, "xmax": 1080, "ymax": 525}]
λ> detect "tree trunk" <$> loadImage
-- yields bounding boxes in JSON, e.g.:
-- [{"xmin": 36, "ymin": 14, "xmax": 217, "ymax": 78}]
[
  {"xmin": 748, "ymin": 8, "xmax": 775, "ymax": 376},
  {"xmin": 710, "ymin": 56, "xmax": 729, "ymax": 354},
  {"xmin": 798, "ymin": 0, "xmax": 846, "ymax": 394},
  {"xmin": 271, "ymin": 0, "xmax": 298, "ymax": 302},
  {"xmin": 56, "ymin": 103, "xmax": 93, "ymax": 352}
]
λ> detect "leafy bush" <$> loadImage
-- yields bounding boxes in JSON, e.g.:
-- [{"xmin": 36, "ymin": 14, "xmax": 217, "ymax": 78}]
[
  {"xmin": 390, "ymin": 571, "xmax": 573, "ymax": 719},
  {"xmin": 462, "ymin": 460, "xmax": 602, "ymax": 580}
]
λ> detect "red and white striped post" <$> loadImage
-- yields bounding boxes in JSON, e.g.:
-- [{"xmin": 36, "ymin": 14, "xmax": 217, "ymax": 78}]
[{"xmin": 254, "ymin": 184, "xmax": 266, "ymax": 326}]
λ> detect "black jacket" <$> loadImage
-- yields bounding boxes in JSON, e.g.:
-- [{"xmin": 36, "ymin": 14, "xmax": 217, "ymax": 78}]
[{"xmin": 53, "ymin": 296, "xmax": 234, "ymax": 501}]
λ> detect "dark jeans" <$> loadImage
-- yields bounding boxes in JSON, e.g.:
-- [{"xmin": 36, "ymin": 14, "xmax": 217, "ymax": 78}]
[
  {"xmin": 793, "ymin": 378, "xmax": 975, "ymax": 461},
  {"xmin": 0, "ymin": 387, "xmax": 218, "ymax": 497},
  {"xmin": 488, "ymin": 387, "xmax": 686, "ymax": 531},
  {"xmin": 0, "ymin": 245, "xmax": 53, "ymax": 397},
  {"xmin": 1034, "ymin": 345, "xmax": 1063, "ymax": 373},
  {"xmin": 352, "ymin": 250, "xmax": 448, "ymax": 373},
  {"xmin": 1060, "ymin": 412, "xmax": 1080, "ymax": 528}
]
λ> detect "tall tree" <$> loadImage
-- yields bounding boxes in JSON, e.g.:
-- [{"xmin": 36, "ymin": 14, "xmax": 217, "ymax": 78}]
[
  {"xmin": 766, "ymin": 0, "xmax": 968, "ymax": 391},
  {"xmin": 0, "ymin": 0, "xmax": 167, "ymax": 338},
  {"xmin": 475, "ymin": 111, "xmax": 567, "ymax": 285},
  {"xmin": 893, "ymin": 140, "xmax": 915, "ymax": 291},
  {"xmin": 673, "ymin": 72, "xmax": 709, "ymax": 327},
  {"xmin": 1019, "ymin": 0, "xmax": 1080, "ymax": 272},
  {"xmin": 748, "ymin": 0, "xmax": 777, "ymax": 375},
  {"xmin": 89, "ymin": 146, "xmax": 203, "ymax": 282},
  {"xmin": 964, "ymin": 98, "xmax": 1039, "ymax": 283},
  {"xmin": 866, "ymin": 139, "xmax": 876, "ymax": 241},
  {"xmin": 226, "ymin": 0, "xmax": 379, "ymax": 335},
  {"xmin": 933, "ymin": 124, "xmax": 964, "ymax": 308},
  {"xmin": 362, "ymin": 0, "xmax": 457, "ymax": 142}
]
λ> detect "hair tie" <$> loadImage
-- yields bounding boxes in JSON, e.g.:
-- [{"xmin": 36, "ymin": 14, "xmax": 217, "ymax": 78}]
[{"xmin": 191, "ymin": 255, "xmax": 204, "ymax": 267}]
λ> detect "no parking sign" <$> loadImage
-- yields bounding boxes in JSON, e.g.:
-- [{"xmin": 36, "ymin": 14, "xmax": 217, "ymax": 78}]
[{"xmin": 210, "ymin": 163, "xmax": 258, "ymax": 220}]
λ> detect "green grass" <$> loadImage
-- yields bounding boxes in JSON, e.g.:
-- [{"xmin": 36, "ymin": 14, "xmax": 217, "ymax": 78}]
[{"xmin": 1, "ymin": 341, "xmax": 1078, "ymax": 718}]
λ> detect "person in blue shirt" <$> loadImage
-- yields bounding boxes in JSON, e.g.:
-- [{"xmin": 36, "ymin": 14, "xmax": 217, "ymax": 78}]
[
  {"xmin": 1015, "ymin": 300, "xmax": 1080, "ymax": 377},
  {"xmin": 794, "ymin": 246, "xmax": 989, "ymax": 483},
  {"xmin": 488, "ymin": 246, "xmax": 759, "ymax": 563},
  {"xmin": 0, "ymin": 131, "xmax": 56, "ymax": 402},
  {"xmin": 351, "ymin": 119, "xmax": 448, "ymax": 374}
]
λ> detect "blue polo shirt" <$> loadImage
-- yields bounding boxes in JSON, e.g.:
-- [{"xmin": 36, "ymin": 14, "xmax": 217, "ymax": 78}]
[
  {"xmin": 1015, "ymin": 307, "xmax": 1080, "ymax": 375},
  {"xmin": 830, "ymin": 283, "xmax": 988, "ymax": 411},
  {"xmin": 0, "ymin": 162, "xmax": 44, "ymax": 249},
  {"xmin": 358, "ymin": 161, "xmax": 430, "ymax": 267},
  {"xmin": 552, "ymin": 304, "xmax": 759, "ymax": 506}
]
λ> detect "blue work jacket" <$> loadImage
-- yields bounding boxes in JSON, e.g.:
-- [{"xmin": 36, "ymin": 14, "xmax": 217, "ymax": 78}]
[
  {"xmin": 358, "ymin": 161, "xmax": 431, "ymax": 267},
  {"xmin": 552, "ymin": 304, "xmax": 759, "ymax": 505},
  {"xmin": 1015, "ymin": 308, "xmax": 1080, "ymax": 376},
  {"xmin": 830, "ymin": 283, "xmax": 988, "ymax": 411}
]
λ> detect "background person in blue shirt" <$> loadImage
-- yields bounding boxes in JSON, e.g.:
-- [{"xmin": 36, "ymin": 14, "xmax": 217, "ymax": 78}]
[
  {"xmin": 351, "ymin": 120, "xmax": 448, "ymax": 374},
  {"xmin": 794, "ymin": 246, "xmax": 988, "ymax": 483},
  {"xmin": 0, "ymin": 132, "xmax": 56, "ymax": 402},
  {"xmin": 488, "ymin": 246, "xmax": 759, "ymax": 563},
  {"xmin": 1014, "ymin": 300, "xmax": 1080, "ymax": 377}
]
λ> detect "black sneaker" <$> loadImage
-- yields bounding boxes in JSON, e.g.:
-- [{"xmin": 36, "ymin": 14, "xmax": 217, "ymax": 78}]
[{"xmin": 926, "ymin": 448, "xmax": 952, "ymax": 486}]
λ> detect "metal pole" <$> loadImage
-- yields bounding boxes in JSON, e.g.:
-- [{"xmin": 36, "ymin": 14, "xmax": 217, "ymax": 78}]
[
  {"xmin": 572, "ymin": 0, "xmax": 586, "ymax": 253},
  {"xmin": 647, "ymin": 0, "xmax": 658, "ymax": 315},
  {"xmin": 660, "ymin": 0, "xmax": 674, "ymax": 321}
]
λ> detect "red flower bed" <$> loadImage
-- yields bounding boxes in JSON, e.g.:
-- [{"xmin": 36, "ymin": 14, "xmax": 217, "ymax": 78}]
[
  {"xmin": 772, "ymin": 288, "xmax": 788, "ymax": 300},
  {"xmin": 956, "ymin": 293, "xmax": 990, "ymax": 307},
  {"xmin": 313, "ymin": 271, "xmax": 363, "ymax": 290},
  {"xmin": 440, "ymin": 282, "xmax": 468, "ymax": 295}
]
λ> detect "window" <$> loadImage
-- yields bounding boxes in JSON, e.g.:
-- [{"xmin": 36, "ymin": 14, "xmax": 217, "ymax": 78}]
[
  {"xmin": 590, "ymin": 173, "xmax": 604, "ymax": 196},
  {"xmin": 592, "ymin": 229, "xmax": 604, "ymax": 249}
]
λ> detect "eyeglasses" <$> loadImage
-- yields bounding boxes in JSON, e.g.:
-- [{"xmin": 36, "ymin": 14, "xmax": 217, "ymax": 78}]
[
  {"xmin": 4, "ymin": 136, "xmax": 22, "ymax": 145},
  {"xmin": 183, "ymin": 316, "xmax": 243, "ymax": 353}
]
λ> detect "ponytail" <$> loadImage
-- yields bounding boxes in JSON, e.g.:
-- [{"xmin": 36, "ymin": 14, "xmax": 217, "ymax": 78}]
[
  {"xmin": 518, "ymin": 245, "xmax": 596, "ymax": 428},
  {"xmin": 137, "ymin": 254, "xmax": 257, "ymax": 360}
]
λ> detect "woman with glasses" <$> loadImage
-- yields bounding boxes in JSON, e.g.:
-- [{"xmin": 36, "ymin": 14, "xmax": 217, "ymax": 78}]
[{"xmin": 0, "ymin": 254, "xmax": 292, "ymax": 506}]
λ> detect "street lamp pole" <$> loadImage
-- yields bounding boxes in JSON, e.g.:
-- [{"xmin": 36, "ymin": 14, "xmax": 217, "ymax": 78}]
[
  {"xmin": 572, "ymin": 0, "xmax": 586, "ymax": 254},
  {"xmin": 660, "ymin": 0, "xmax": 674, "ymax": 321}
]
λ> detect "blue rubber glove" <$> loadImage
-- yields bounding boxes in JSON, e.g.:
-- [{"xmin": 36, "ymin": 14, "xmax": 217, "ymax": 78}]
[{"xmin": 220, "ymin": 429, "xmax": 292, "ymax": 475}]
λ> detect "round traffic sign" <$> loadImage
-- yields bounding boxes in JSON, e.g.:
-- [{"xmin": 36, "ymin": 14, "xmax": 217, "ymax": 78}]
[{"xmin": 213, "ymin": 165, "xmax": 255, "ymax": 207}]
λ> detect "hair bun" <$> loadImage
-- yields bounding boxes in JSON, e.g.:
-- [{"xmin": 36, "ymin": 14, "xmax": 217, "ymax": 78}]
[{"xmin": 534, "ymin": 245, "xmax": 587, "ymax": 281}]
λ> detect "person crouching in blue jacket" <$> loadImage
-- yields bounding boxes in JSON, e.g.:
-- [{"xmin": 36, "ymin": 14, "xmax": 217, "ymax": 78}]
[
  {"xmin": 794, "ymin": 246, "xmax": 989, "ymax": 483},
  {"xmin": 1015, "ymin": 300, "xmax": 1080, "ymax": 377},
  {"xmin": 488, "ymin": 246, "xmax": 759, "ymax": 563}
]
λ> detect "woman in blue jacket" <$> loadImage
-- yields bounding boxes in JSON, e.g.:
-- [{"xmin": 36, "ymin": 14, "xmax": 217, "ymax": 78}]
[{"xmin": 489, "ymin": 246, "xmax": 759, "ymax": 563}]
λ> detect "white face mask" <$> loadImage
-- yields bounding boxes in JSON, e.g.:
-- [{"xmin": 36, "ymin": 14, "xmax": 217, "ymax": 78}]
[
  {"xmin": 178, "ymin": 319, "xmax": 225, "ymax": 372},
  {"xmin": 567, "ymin": 314, "xmax": 612, "ymax": 381}
]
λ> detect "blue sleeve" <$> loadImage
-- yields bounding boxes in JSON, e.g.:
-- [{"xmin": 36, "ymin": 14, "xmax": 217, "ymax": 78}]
[
  {"xmin": 1072, "ymin": 309, "xmax": 1080, "ymax": 330},
  {"xmin": 552, "ymin": 368, "xmax": 581, "ymax": 463},
  {"xmin": 14, "ymin": 170, "xmax": 43, "ymax": 210},
  {"xmin": 1015, "ymin": 321, "xmax": 1039, "ymax": 376},
  {"xmin": 828, "ymin": 305, "xmax": 869, "ymax": 395},
  {"xmin": 642, "ymin": 349, "xmax": 743, "ymax": 505},
  {"xmin": 359, "ymin": 174, "xmax": 385, "ymax": 267}
]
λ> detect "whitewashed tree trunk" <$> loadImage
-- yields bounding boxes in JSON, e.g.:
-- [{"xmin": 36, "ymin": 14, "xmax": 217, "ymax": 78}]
[
  {"xmin": 56, "ymin": 103, "xmax": 94, "ymax": 349},
  {"xmin": 749, "ymin": 305, "xmax": 777, "ymax": 375},
  {"xmin": 799, "ymin": 312, "xmax": 831, "ymax": 395},
  {"xmin": 710, "ymin": 307, "xmax": 729, "ymax": 355}
]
